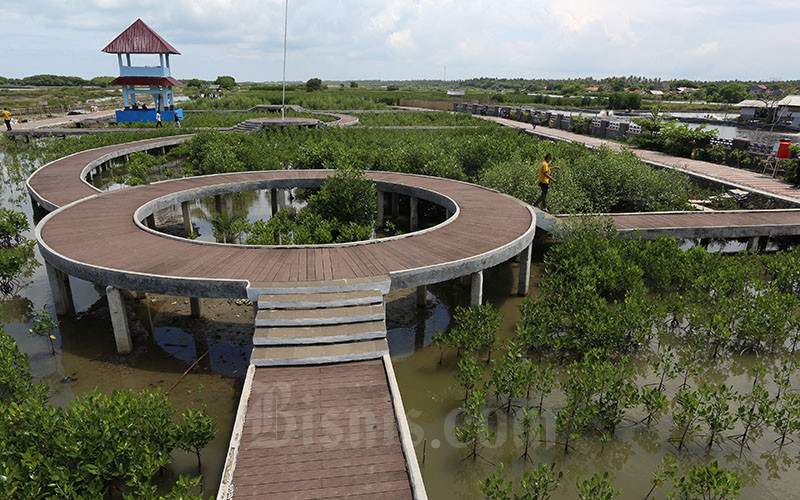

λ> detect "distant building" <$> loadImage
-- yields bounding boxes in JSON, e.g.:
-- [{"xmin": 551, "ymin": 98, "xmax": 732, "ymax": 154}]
[
  {"xmin": 748, "ymin": 84, "xmax": 767, "ymax": 95},
  {"xmin": 735, "ymin": 99, "xmax": 772, "ymax": 121},
  {"xmin": 650, "ymin": 90, "xmax": 664, "ymax": 96},
  {"xmin": 585, "ymin": 86, "xmax": 599, "ymax": 92},
  {"xmin": 776, "ymin": 95, "xmax": 800, "ymax": 128}
]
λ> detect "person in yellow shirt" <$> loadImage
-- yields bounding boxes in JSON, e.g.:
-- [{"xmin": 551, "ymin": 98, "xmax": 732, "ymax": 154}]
[
  {"xmin": 533, "ymin": 153, "xmax": 561, "ymax": 210},
  {"xmin": 2, "ymin": 108, "xmax": 11, "ymax": 131}
]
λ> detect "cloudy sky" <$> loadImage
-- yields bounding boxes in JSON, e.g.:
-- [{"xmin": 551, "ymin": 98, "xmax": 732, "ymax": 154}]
[{"xmin": 1, "ymin": 0, "xmax": 797, "ymax": 82}]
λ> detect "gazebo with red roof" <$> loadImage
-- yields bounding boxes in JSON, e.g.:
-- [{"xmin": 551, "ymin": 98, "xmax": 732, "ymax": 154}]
[{"xmin": 103, "ymin": 19, "xmax": 182, "ymax": 122}]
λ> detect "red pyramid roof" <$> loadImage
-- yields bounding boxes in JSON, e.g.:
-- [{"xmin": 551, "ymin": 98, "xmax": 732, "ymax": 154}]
[{"xmin": 102, "ymin": 19, "xmax": 180, "ymax": 55}]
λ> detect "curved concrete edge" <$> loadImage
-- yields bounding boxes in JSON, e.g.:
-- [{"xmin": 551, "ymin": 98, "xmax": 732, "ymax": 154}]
[
  {"xmin": 619, "ymin": 224, "xmax": 800, "ymax": 240},
  {"xmin": 322, "ymin": 113, "xmax": 360, "ymax": 128},
  {"xmin": 131, "ymin": 172, "xmax": 461, "ymax": 250},
  {"xmin": 217, "ymin": 364, "xmax": 255, "ymax": 500},
  {"xmin": 389, "ymin": 205, "xmax": 536, "ymax": 290},
  {"xmin": 383, "ymin": 354, "xmax": 428, "ymax": 500},
  {"xmin": 35, "ymin": 198, "xmax": 249, "ymax": 298},
  {"xmin": 246, "ymin": 277, "xmax": 391, "ymax": 301},
  {"xmin": 26, "ymin": 134, "xmax": 195, "ymax": 212},
  {"xmin": 77, "ymin": 135, "xmax": 193, "ymax": 187},
  {"xmin": 26, "ymin": 148, "xmax": 91, "ymax": 212}
]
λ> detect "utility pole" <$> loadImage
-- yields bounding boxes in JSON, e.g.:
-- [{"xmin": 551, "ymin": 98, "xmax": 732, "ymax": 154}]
[{"xmin": 281, "ymin": 0, "xmax": 289, "ymax": 120}]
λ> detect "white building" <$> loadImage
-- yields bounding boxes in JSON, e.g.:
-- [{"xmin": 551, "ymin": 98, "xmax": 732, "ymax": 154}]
[{"xmin": 776, "ymin": 95, "xmax": 800, "ymax": 128}]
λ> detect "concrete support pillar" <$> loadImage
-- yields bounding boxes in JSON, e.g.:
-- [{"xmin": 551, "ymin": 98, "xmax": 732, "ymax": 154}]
[
  {"xmin": 746, "ymin": 236, "xmax": 765, "ymax": 252},
  {"xmin": 470, "ymin": 271, "xmax": 484, "ymax": 306},
  {"xmin": 190, "ymin": 297, "xmax": 203, "ymax": 318},
  {"xmin": 410, "ymin": 196, "xmax": 419, "ymax": 231},
  {"xmin": 518, "ymin": 243, "xmax": 533, "ymax": 296},
  {"xmin": 45, "ymin": 262, "xmax": 74, "ymax": 316},
  {"xmin": 106, "ymin": 286, "xmax": 132, "ymax": 355},
  {"xmin": 416, "ymin": 285, "xmax": 427, "ymax": 308},
  {"xmin": 145, "ymin": 214, "xmax": 156, "ymax": 229},
  {"xmin": 181, "ymin": 201, "xmax": 193, "ymax": 237},
  {"xmin": 377, "ymin": 191, "xmax": 385, "ymax": 225},
  {"xmin": 270, "ymin": 188, "xmax": 279, "ymax": 216},
  {"xmin": 214, "ymin": 194, "xmax": 222, "ymax": 214},
  {"xmin": 391, "ymin": 193, "xmax": 400, "ymax": 220},
  {"xmin": 224, "ymin": 194, "xmax": 234, "ymax": 216}
]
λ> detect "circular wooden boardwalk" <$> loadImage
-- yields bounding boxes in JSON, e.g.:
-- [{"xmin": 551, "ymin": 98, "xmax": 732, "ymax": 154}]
[{"xmin": 30, "ymin": 137, "xmax": 535, "ymax": 299}]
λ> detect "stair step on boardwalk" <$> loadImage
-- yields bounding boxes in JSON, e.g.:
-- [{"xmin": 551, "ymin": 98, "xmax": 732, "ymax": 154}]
[
  {"xmin": 258, "ymin": 289, "xmax": 383, "ymax": 309},
  {"xmin": 255, "ymin": 303, "xmax": 384, "ymax": 327},
  {"xmin": 248, "ymin": 276, "xmax": 391, "ymax": 299},
  {"xmin": 250, "ymin": 338, "xmax": 390, "ymax": 366},
  {"xmin": 253, "ymin": 320, "xmax": 386, "ymax": 345}
]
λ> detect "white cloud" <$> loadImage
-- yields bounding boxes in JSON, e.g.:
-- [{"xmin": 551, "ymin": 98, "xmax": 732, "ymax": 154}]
[{"xmin": 0, "ymin": 0, "xmax": 797, "ymax": 81}]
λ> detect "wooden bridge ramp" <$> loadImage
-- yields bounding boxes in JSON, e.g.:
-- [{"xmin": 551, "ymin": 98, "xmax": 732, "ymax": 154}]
[{"xmin": 219, "ymin": 277, "xmax": 424, "ymax": 500}]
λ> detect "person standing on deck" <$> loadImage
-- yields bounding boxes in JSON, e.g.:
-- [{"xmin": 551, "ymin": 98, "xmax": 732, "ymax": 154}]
[
  {"xmin": 155, "ymin": 110, "xmax": 162, "ymax": 127},
  {"xmin": 2, "ymin": 108, "xmax": 11, "ymax": 131},
  {"xmin": 174, "ymin": 112, "xmax": 181, "ymax": 129},
  {"xmin": 533, "ymin": 153, "xmax": 561, "ymax": 211}
]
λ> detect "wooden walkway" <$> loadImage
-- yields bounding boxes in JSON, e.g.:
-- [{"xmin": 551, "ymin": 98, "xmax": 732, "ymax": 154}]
[
  {"xmin": 228, "ymin": 361, "xmax": 414, "ymax": 500},
  {"xmin": 482, "ymin": 115, "xmax": 800, "ymax": 206},
  {"xmin": 36, "ymin": 169, "xmax": 532, "ymax": 297}
]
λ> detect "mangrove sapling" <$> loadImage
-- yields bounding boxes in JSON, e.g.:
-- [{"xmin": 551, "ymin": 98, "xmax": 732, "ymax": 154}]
[
  {"xmin": 489, "ymin": 341, "xmax": 526, "ymax": 413},
  {"xmin": 772, "ymin": 358, "xmax": 796, "ymax": 402},
  {"xmin": 479, "ymin": 462, "xmax": 563, "ymax": 500},
  {"xmin": 733, "ymin": 362, "xmax": 772, "ymax": 449},
  {"xmin": 734, "ymin": 385, "xmax": 772, "ymax": 450},
  {"xmin": 521, "ymin": 362, "xmax": 556, "ymax": 413},
  {"xmin": 479, "ymin": 463, "xmax": 513, "ymax": 499},
  {"xmin": 576, "ymin": 472, "xmax": 620, "ymax": 500},
  {"xmin": 770, "ymin": 392, "xmax": 800, "ymax": 448},
  {"xmin": 28, "ymin": 307, "xmax": 59, "ymax": 356},
  {"xmin": 0, "ymin": 208, "xmax": 37, "ymax": 295},
  {"xmin": 671, "ymin": 388, "xmax": 702, "ymax": 451},
  {"xmin": 455, "ymin": 355, "xmax": 484, "ymax": 401},
  {"xmin": 518, "ymin": 407, "xmax": 541, "ymax": 462},
  {"xmin": 456, "ymin": 388, "xmax": 492, "ymax": 462},
  {"xmin": 697, "ymin": 383, "xmax": 739, "ymax": 452},
  {"xmin": 179, "ymin": 407, "xmax": 217, "ymax": 475},
  {"xmin": 640, "ymin": 387, "xmax": 669, "ymax": 427},
  {"xmin": 518, "ymin": 463, "xmax": 562, "ymax": 500},
  {"xmin": 210, "ymin": 212, "xmax": 247, "ymax": 244},
  {"xmin": 667, "ymin": 461, "xmax": 742, "ymax": 500},
  {"xmin": 643, "ymin": 455, "xmax": 677, "ymax": 500}
]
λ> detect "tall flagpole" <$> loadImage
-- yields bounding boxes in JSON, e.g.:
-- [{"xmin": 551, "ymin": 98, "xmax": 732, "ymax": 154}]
[{"xmin": 281, "ymin": 0, "xmax": 289, "ymax": 120}]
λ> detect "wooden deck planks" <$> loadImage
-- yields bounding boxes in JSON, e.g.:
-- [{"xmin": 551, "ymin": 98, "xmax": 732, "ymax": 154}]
[{"xmin": 230, "ymin": 361, "xmax": 413, "ymax": 500}]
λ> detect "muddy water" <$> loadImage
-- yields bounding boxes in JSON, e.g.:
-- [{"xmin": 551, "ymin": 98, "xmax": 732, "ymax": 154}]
[
  {"xmin": 6, "ymin": 143, "xmax": 800, "ymax": 499},
  {"xmin": 391, "ymin": 260, "xmax": 800, "ymax": 499}
]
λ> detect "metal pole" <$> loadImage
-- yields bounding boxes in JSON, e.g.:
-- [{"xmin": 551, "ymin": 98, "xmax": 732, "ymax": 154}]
[{"xmin": 281, "ymin": 0, "xmax": 289, "ymax": 120}]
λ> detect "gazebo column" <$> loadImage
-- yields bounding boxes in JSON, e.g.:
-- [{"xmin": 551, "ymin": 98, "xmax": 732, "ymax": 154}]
[
  {"xmin": 190, "ymin": 297, "xmax": 203, "ymax": 318},
  {"xmin": 416, "ymin": 285, "xmax": 427, "ymax": 308},
  {"xmin": 410, "ymin": 196, "xmax": 419, "ymax": 231},
  {"xmin": 181, "ymin": 201, "xmax": 193, "ymax": 236},
  {"xmin": 391, "ymin": 193, "xmax": 399, "ymax": 220},
  {"xmin": 518, "ymin": 243, "xmax": 533, "ymax": 296},
  {"xmin": 214, "ymin": 194, "xmax": 223, "ymax": 213},
  {"xmin": 106, "ymin": 286, "xmax": 132, "ymax": 355},
  {"xmin": 376, "ymin": 192, "xmax": 385, "ymax": 225},
  {"xmin": 470, "ymin": 271, "xmax": 484, "ymax": 306},
  {"xmin": 45, "ymin": 263, "xmax": 74, "ymax": 316}
]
